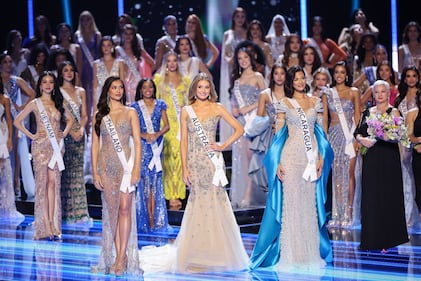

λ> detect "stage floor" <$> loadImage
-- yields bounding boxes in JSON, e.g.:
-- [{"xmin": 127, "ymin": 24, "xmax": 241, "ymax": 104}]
[{"xmin": 1, "ymin": 216, "xmax": 421, "ymax": 280}]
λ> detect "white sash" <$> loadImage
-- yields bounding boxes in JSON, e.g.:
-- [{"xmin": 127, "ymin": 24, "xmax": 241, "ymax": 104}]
[
  {"xmin": 28, "ymin": 65, "xmax": 39, "ymax": 85},
  {"xmin": 189, "ymin": 36, "xmax": 199, "ymax": 58},
  {"xmin": 289, "ymin": 98, "xmax": 318, "ymax": 182},
  {"xmin": 169, "ymin": 83, "xmax": 181, "ymax": 140},
  {"xmin": 185, "ymin": 105, "xmax": 228, "ymax": 187},
  {"xmin": 164, "ymin": 35, "xmax": 177, "ymax": 50},
  {"xmin": 60, "ymin": 88, "xmax": 81, "ymax": 124},
  {"xmin": 78, "ymin": 35, "xmax": 94, "ymax": 68},
  {"xmin": 116, "ymin": 46, "xmax": 142, "ymax": 81},
  {"xmin": 233, "ymin": 79, "xmax": 257, "ymax": 132},
  {"xmin": 331, "ymin": 87, "xmax": 356, "ymax": 158},
  {"xmin": 307, "ymin": 38, "xmax": 324, "ymax": 63},
  {"xmin": 103, "ymin": 115, "xmax": 135, "ymax": 193},
  {"xmin": 138, "ymin": 100, "xmax": 163, "ymax": 172},
  {"xmin": 35, "ymin": 99, "xmax": 65, "ymax": 171}
]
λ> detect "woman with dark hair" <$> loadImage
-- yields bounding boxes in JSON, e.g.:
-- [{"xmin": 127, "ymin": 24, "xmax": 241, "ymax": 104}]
[
  {"xmin": 276, "ymin": 33, "xmax": 302, "ymax": 69},
  {"xmin": 1, "ymin": 53, "xmax": 35, "ymax": 200},
  {"xmin": 219, "ymin": 7, "xmax": 248, "ymax": 143},
  {"xmin": 250, "ymin": 65, "xmax": 333, "ymax": 269},
  {"xmin": 91, "ymin": 76, "xmax": 141, "ymax": 276},
  {"xmin": 247, "ymin": 20, "xmax": 273, "ymax": 76},
  {"xmin": 395, "ymin": 66, "xmax": 421, "ymax": 230},
  {"xmin": 20, "ymin": 43, "xmax": 49, "ymax": 90},
  {"xmin": 304, "ymin": 16, "xmax": 347, "ymax": 69},
  {"xmin": 398, "ymin": 21, "xmax": 421, "ymax": 73},
  {"xmin": 229, "ymin": 45, "xmax": 266, "ymax": 208},
  {"xmin": 117, "ymin": 24, "xmax": 154, "ymax": 104},
  {"xmin": 5, "ymin": 29, "xmax": 30, "ymax": 76},
  {"xmin": 351, "ymin": 8, "xmax": 379, "ymax": 36},
  {"xmin": 0, "ymin": 79, "xmax": 24, "ymax": 220},
  {"xmin": 355, "ymin": 80, "xmax": 408, "ymax": 251},
  {"xmin": 93, "ymin": 36, "xmax": 124, "ymax": 111},
  {"xmin": 406, "ymin": 70, "xmax": 421, "ymax": 225},
  {"xmin": 57, "ymin": 61, "xmax": 91, "ymax": 224},
  {"xmin": 46, "ymin": 47, "xmax": 77, "ymax": 77},
  {"xmin": 14, "ymin": 71, "xmax": 73, "ymax": 239},
  {"xmin": 174, "ymin": 35, "xmax": 212, "ymax": 81},
  {"xmin": 51, "ymin": 23, "xmax": 83, "ymax": 77},
  {"xmin": 326, "ymin": 61, "xmax": 360, "ymax": 227},
  {"xmin": 112, "ymin": 13, "xmax": 145, "ymax": 47},
  {"xmin": 23, "ymin": 15, "xmax": 56, "ymax": 50},
  {"xmin": 184, "ymin": 14, "xmax": 219, "ymax": 68},
  {"xmin": 299, "ymin": 45, "xmax": 322, "ymax": 85},
  {"xmin": 131, "ymin": 78, "xmax": 169, "ymax": 232},
  {"xmin": 155, "ymin": 15, "xmax": 179, "ymax": 70}
]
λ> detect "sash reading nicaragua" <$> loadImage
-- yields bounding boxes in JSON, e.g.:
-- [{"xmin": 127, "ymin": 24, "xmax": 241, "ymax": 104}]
[
  {"xmin": 78, "ymin": 35, "xmax": 94, "ymax": 68},
  {"xmin": 138, "ymin": 100, "xmax": 163, "ymax": 172},
  {"xmin": 116, "ymin": 46, "xmax": 142, "ymax": 82},
  {"xmin": 331, "ymin": 87, "xmax": 356, "ymax": 158},
  {"xmin": 288, "ymin": 98, "xmax": 318, "ymax": 181},
  {"xmin": 169, "ymin": 82, "xmax": 182, "ymax": 140},
  {"xmin": 185, "ymin": 105, "xmax": 228, "ymax": 187},
  {"xmin": 103, "ymin": 114, "xmax": 136, "ymax": 193},
  {"xmin": 60, "ymin": 88, "xmax": 81, "ymax": 124},
  {"xmin": 233, "ymin": 79, "xmax": 257, "ymax": 133},
  {"xmin": 35, "ymin": 98, "xmax": 65, "ymax": 171}
]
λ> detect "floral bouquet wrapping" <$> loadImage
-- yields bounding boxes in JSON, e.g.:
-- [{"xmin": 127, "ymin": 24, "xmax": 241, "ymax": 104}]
[{"xmin": 359, "ymin": 111, "xmax": 411, "ymax": 155}]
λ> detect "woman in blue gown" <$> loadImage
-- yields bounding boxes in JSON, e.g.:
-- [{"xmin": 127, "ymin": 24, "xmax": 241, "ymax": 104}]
[{"xmin": 131, "ymin": 78, "xmax": 170, "ymax": 232}]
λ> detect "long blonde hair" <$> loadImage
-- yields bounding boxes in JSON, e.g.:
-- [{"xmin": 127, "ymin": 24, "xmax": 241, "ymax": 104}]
[
  {"xmin": 188, "ymin": 73, "xmax": 218, "ymax": 104},
  {"xmin": 75, "ymin": 10, "xmax": 99, "ymax": 39}
]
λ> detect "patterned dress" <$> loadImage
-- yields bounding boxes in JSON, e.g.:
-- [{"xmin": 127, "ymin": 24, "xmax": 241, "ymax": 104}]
[
  {"xmin": 0, "ymin": 103, "xmax": 24, "ymax": 220},
  {"xmin": 153, "ymin": 74, "xmax": 189, "ymax": 201},
  {"xmin": 31, "ymin": 99, "xmax": 63, "ymax": 239},
  {"xmin": 132, "ymin": 99, "xmax": 170, "ymax": 232},
  {"xmin": 61, "ymin": 88, "xmax": 90, "ymax": 224},
  {"xmin": 94, "ymin": 58, "xmax": 120, "ymax": 106},
  {"xmin": 326, "ymin": 89, "xmax": 355, "ymax": 225},
  {"xmin": 91, "ymin": 111, "xmax": 140, "ymax": 274},
  {"xmin": 230, "ymin": 84, "xmax": 267, "ymax": 208},
  {"xmin": 139, "ymin": 114, "xmax": 249, "ymax": 273}
]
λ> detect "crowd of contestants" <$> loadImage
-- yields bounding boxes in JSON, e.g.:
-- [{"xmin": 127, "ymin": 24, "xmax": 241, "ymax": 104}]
[{"xmin": 1, "ymin": 5, "xmax": 421, "ymax": 276}]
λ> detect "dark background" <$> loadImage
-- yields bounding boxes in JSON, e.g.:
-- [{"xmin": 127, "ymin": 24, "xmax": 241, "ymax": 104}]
[{"xmin": 0, "ymin": 0, "xmax": 419, "ymax": 83}]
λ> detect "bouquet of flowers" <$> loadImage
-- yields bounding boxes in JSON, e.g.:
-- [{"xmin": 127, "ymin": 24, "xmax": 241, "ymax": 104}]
[{"xmin": 359, "ymin": 111, "xmax": 411, "ymax": 155}]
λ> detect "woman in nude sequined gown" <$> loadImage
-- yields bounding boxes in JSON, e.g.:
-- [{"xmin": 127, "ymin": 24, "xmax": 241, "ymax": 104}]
[
  {"xmin": 91, "ymin": 77, "xmax": 141, "ymax": 276},
  {"xmin": 14, "ymin": 71, "xmax": 73, "ymax": 239},
  {"xmin": 139, "ymin": 73, "xmax": 248, "ymax": 274},
  {"xmin": 326, "ymin": 61, "xmax": 360, "ymax": 227},
  {"xmin": 250, "ymin": 66, "xmax": 333, "ymax": 270}
]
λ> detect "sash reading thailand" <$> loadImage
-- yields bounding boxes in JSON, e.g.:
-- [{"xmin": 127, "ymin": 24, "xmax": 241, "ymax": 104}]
[
  {"xmin": 138, "ymin": 100, "xmax": 163, "ymax": 172},
  {"xmin": 331, "ymin": 87, "xmax": 356, "ymax": 158},
  {"xmin": 289, "ymin": 98, "xmax": 318, "ymax": 182},
  {"xmin": 185, "ymin": 106, "xmax": 228, "ymax": 187},
  {"xmin": 35, "ymin": 98, "xmax": 65, "ymax": 171},
  {"xmin": 103, "ymin": 115, "xmax": 135, "ymax": 193},
  {"xmin": 233, "ymin": 79, "xmax": 257, "ymax": 133}
]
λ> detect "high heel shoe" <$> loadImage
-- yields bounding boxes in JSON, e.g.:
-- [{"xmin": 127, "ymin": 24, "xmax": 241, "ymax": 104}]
[
  {"xmin": 50, "ymin": 220, "xmax": 62, "ymax": 240},
  {"xmin": 114, "ymin": 255, "xmax": 128, "ymax": 276},
  {"xmin": 341, "ymin": 206, "xmax": 353, "ymax": 228}
]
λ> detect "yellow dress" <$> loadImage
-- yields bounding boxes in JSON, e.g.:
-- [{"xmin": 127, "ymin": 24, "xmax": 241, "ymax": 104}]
[{"xmin": 153, "ymin": 74, "xmax": 190, "ymax": 200}]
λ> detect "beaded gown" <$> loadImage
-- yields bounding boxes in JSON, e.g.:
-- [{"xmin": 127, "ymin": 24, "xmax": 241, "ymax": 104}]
[
  {"xmin": 230, "ymin": 84, "xmax": 267, "ymax": 208},
  {"xmin": 31, "ymin": 99, "xmax": 63, "ymax": 239},
  {"xmin": 250, "ymin": 97, "xmax": 333, "ymax": 269},
  {"xmin": 139, "ymin": 115, "xmax": 249, "ymax": 273},
  {"xmin": 0, "ymin": 103, "xmax": 24, "ymax": 220},
  {"xmin": 326, "ymin": 89, "xmax": 355, "ymax": 225},
  {"xmin": 132, "ymin": 99, "xmax": 170, "ymax": 232},
  {"xmin": 91, "ymin": 112, "xmax": 140, "ymax": 274},
  {"xmin": 153, "ymin": 74, "xmax": 189, "ymax": 201},
  {"xmin": 94, "ymin": 58, "xmax": 120, "ymax": 106},
  {"xmin": 61, "ymin": 88, "xmax": 90, "ymax": 224}
]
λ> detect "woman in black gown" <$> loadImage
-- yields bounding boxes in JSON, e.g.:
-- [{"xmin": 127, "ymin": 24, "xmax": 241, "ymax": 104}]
[{"xmin": 355, "ymin": 80, "xmax": 409, "ymax": 251}]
